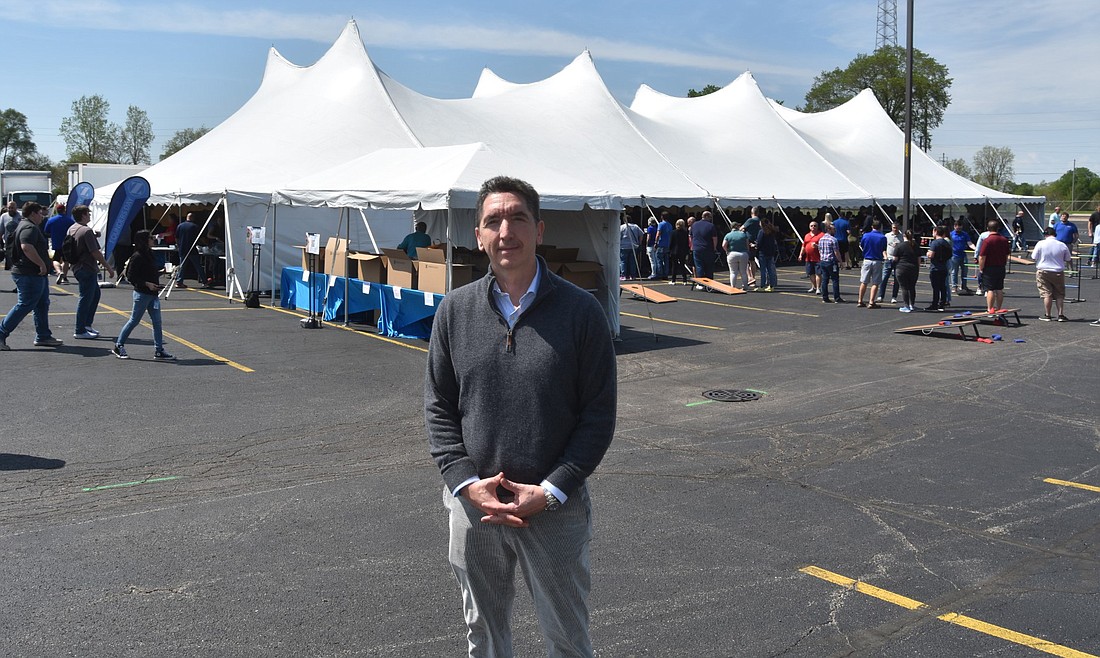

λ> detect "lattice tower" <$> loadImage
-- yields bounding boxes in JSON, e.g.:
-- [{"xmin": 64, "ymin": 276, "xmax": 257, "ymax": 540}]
[{"xmin": 876, "ymin": 0, "xmax": 898, "ymax": 49}]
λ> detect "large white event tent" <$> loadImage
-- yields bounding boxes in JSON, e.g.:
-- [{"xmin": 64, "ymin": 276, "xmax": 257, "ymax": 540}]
[{"xmin": 93, "ymin": 19, "xmax": 1044, "ymax": 333}]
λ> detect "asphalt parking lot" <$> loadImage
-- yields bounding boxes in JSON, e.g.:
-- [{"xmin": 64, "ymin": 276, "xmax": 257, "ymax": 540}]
[{"xmin": 2, "ymin": 259, "xmax": 1098, "ymax": 657}]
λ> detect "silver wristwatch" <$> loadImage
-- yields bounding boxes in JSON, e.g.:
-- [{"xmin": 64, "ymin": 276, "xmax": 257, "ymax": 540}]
[{"xmin": 543, "ymin": 489, "xmax": 562, "ymax": 512}]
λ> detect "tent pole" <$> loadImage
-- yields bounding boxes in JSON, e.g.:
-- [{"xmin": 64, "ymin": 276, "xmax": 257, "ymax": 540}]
[
  {"xmin": 344, "ymin": 206, "xmax": 351, "ymax": 326},
  {"xmin": 359, "ymin": 208, "xmax": 379, "ymax": 253},
  {"xmin": 269, "ymin": 202, "xmax": 278, "ymax": 308},
  {"xmin": 445, "ymin": 204, "xmax": 453, "ymax": 292},
  {"xmin": 772, "ymin": 200, "xmax": 800, "ymax": 245},
  {"xmin": 633, "ymin": 197, "xmax": 659, "ymax": 344},
  {"xmin": 223, "ymin": 195, "xmax": 245, "ymax": 301},
  {"xmin": 985, "ymin": 198, "xmax": 1012, "ymax": 235},
  {"xmin": 321, "ymin": 207, "xmax": 347, "ymax": 321},
  {"xmin": 1021, "ymin": 203, "xmax": 1043, "ymax": 231},
  {"xmin": 712, "ymin": 198, "xmax": 734, "ymax": 233}
]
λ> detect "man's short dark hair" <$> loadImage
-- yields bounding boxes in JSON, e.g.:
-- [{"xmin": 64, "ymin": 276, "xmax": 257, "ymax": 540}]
[
  {"xmin": 872, "ymin": 219, "xmax": 881, "ymax": 230},
  {"xmin": 987, "ymin": 220, "xmax": 999, "ymax": 232},
  {"xmin": 72, "ymin": 205, "xmax": 91, "ymax": 221},
  {"xmin": 415, "ymin": 221, "xmax": 427, "ymax": 233},
  {"xmin": 1043, "ymin": 227, "xmax": 1056, "ymax": 237},
  {"xmin": 21, "ymin": 202, "xmax": 42, "ymax": 217},
  {"xmin": 476, "ymin": 176, "xmax": 540, "ymax": 223}
]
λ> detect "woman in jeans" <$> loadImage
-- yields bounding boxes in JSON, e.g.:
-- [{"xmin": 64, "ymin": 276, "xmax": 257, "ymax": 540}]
[
  {"xmin": 754, "ymin": 220, "xmax": 779, "ymax": 291},
  {"xmin": 113, "ymin": 230, "xmax": 175, "ymax": 361}
]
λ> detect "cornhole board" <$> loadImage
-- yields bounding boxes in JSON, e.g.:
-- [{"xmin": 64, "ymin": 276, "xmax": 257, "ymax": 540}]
[
  {"xmin": 943, "ymin": 308, "xmax": 1022, "ymax": 327},
  {"xmin": 620, "ymin": 283, "xmax": 677, "ymax": 303},
  {"xmin": 689, "ymin": 277, "xmax": 746, "ymax": 295},
  {"xmin": 1008, "ymin": 255, "xmax": 1035, "ymax": 266},
  {"xmin": 895, "ymin": 318, "xmax": 981, "ymax": 339}
]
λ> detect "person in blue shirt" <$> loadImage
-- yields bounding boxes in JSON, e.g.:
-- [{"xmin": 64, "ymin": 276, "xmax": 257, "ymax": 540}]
[
  {"xmin": 1053, "ymin": 212, "xmax": 1078, "ymax": 248},
  {"xmin": 644, "ymin": 217, "xmax": 659, "ymax": 278},
  {"xmin": 949, "ymin": 219, "xmax": 975, "ymax": 294},
  {"xmin": 653, "ymin": 211, "xmax": 674, "ymax": 279},
  {"xmin": 832, "ymin": 213, "xmax": 851, "ymax": 269},
  {"xmin": 857, "ymin": 219, "xmax": 888, "ymax": 307},
  {"xmin": 397, "ymin": 221, "xmax": 433, "ymax": 259},
  {"xmin": 42, "ymin": 202, "xmax": 74, "ymax": 284}
]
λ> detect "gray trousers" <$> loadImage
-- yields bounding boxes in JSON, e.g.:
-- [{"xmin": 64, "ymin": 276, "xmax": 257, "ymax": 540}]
[{"xmin": 444, "ymin": 485, "xmax": 594, "ymax": 658}]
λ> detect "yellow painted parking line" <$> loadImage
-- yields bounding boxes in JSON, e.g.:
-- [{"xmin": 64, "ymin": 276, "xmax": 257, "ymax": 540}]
[
  {"xmin": 1044, "ymin": 478, "xmax": 1100, "ymax": 494},
  {"xmin": 266, "ymin": 304, "xmax": 429, "ymax": 353},
  {"xmin": 675, "ymin": 296, "xmax": 819, "ymax": 317},
  {"xmin": 99, "ymin": 302, "xmax": 255, "ymax": 373},
  {"xmin": 800, "ymin": 566, "xmax": 1097, "ymax": 658},
  {"xmin": 619, "ymin": 311, "xmax": 723, "ymax": 331}
]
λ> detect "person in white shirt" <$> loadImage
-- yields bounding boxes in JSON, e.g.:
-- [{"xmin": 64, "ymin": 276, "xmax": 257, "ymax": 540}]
[{"xmin": 1031, "ymin": 227, "xmax": 1073, "ymax": 321}]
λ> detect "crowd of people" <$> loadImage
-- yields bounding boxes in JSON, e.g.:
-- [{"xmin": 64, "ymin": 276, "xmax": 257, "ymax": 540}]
[
  {"xmin": 1, "ymin": 200, "xmax": 176, "ymax": 357},
  {"xmin": 618, "ymin": 203, "xmax": 1100, "ymax": 326}
]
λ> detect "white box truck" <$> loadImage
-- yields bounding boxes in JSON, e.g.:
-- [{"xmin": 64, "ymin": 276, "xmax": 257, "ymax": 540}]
[
  {"xmin": 1, "ymin": 170, "xmax": 53, "ymax": 208},
  {"xmin": 67, "ymin": 163, "xmax": 147, "ymax": 192}
]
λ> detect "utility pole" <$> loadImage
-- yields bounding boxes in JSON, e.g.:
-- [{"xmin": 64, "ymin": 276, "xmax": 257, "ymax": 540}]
[{"xmin": 877, "ymin": 0, "xmax": 898, "ymax": 49}]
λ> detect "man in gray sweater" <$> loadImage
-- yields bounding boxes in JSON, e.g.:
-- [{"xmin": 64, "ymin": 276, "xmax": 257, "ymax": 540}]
[{"xmin": 425, "ymin": 176, "xmax": 617, "ymax": 657}]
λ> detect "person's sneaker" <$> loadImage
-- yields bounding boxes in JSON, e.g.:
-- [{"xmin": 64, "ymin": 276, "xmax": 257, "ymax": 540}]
[
  {"xmin": 822, "ymin": 298, "xmax": 831, "ymax": 303},
  {"xmin": 875, "ymin": 297, "xmax": 884, "ymax": 303},
  {"xmin": 807, "ymin": 287, "xmax": 816, "ymax": 293},
  {"xmin": 85, "ymin": 327, "xmax": 100, "ymax": 338},
  {"xmin": 1057, "ymin": 314, "xmax": 1069, "ymax": 322},
  {"xmin": 154, "ymin": 349, "xmax": 176, "ymax": 361},
  {"xmin": 924, "ymin": 305, "xmax": 938, "ymax": 311},
  {"xmin": 112, "ymin": 344, "xmax": 129, "ymax": 359},
  {"xmin": 1039, "ymin": 314, "xmax": 1052, "ymax": 321},
  {"xmin": 55, "ymin": 274, "xmax": 65, "ymax": 285},
  {"xmin": 835, "ymin": 297, "xmax": 846, "ymax": 303},
  {"xmin": 175, "ymin": 281, "xmax": 188, "ymax": 289},
  {"xmin": 936, "ymin": 307, "xmax": 946, "ymax": 312},
  {"xmin": 899, "ymin": 306, "xmax": 912, "ymax": 313},
  {"xmin": 33, "ymin": 337, "xmax": 63, "ymax": 347},
  {"xmin": 890, "ymin": 297, "xmax": 897, "ymax": 304},
  {"xmin": 0, "ymin": 335, "xmax": 8, "ymax": 351},
  {"xmin": 1090, "ymin": 319, "xmax": 1100, "ymax": 327},
  {"xmin": 73, "ymin": 331, "xmax": 97, "ymax": 340}
]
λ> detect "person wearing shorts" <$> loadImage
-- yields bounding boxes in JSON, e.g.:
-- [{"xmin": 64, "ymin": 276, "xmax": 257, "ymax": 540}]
[
  {"xmin": 857, "ymin": 219, "xmax": 887, "ymax": 307},
  {"xmin": 1031, "ymin": 227, "xmax": 1072, "ymax": 321},
  {"xmin": 977, "ymin": 221, "xmax": 1010, "ymax": 313}
]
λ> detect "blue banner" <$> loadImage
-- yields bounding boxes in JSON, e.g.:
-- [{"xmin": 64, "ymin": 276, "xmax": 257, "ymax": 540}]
[
  {"xmin": 104, "ymin": 176, "xmax": 150, "ymax": 258},
  {"xmin": 66, "ymin": 182, "xmax": 95, "ymax": 221}
]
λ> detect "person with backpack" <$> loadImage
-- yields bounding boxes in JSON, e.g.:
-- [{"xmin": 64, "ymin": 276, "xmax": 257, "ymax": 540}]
[
  {"xmin": 43, "ymin": 202, "xmax": 74, "ymax": 284},
  {"xmin": 113, "ymin": 230, "xmax": 175, "ymax": 361},
  {"xmin": 925, "ymin": 225, "xmax": 953, "ymax": 312},
  {"xmin": 65, "ymin": 205, "xmax": 115, "ymax": 340},
  {"xmin": 0, "ymin": 203, "xmax": 63, "ymax": 350}
]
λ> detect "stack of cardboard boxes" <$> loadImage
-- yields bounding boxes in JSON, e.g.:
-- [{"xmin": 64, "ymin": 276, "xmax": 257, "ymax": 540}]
[{"xmin": 299, "ymin": 238, "xmax": 602, "ymax": 294}]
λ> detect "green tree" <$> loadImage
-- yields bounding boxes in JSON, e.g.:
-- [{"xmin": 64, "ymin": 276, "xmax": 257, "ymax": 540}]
[
  {"xmin": 160, "ymin": 126, "xmax": 210, "ymax": 160},
  {"xmin": 801, "ymin": 46, "xmax": 951, "ymax": 150},
  {"xmin": 0, "ymin": 108, "xmax": 39, "ymax": 169},
  {"xmin": 1008, "ymin": 181, "xmax": 1036, "ymax": 197},
  {"xmin": 59, "ymin": 94, "xmax": 120, "ymax": 162},
  {"xmin": 943, "ymin": 157, "xmax": 971, "ymax": 179},
  {"xmin": 118, "ymin": 105, "xmax": 153, "ymax": 165},
  {"xmin": 687, "ymin": 84, "xmax": 721, "ymax": 97},
  {"xmin": 972, "ymin": 146, "xmax": 1015, "ymax": 191},
  {"xmin": 1048, "ymin": 167, "xmax": 1100, "ymax": 208}
]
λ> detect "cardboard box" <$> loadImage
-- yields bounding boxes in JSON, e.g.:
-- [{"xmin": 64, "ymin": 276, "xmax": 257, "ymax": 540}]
[
  {"xmin": 542, "ymin": 247, "xmax": 579, "ymax": 263},
  {"xmin": 347, "ymin": 252, "xmax": 385, "ymax": 284},
  {"xmin": 295, "ymin": 245, "xmax": 327, "ymax": 273},
  {"xmin": 557, "ymin": 261, "xmax": 603, "ymax": 290},
  {"xmin": 324, "ymin": 237, "xmax": 351, "ymax": 277},
  {"xmin": 416, "ymin": 247, "xmax": 474, "ymax": 295},
  {"xmin": 380, "ymin": 248, "xmax": 417, "ymax": 289}
]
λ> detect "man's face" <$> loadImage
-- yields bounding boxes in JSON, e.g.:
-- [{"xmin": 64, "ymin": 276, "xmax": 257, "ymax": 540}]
[
  {"xmin": 27, "ymin": 207, "xmax": 45, "ymax": 225},
  {"xmin": 476, "ymin": 192, "xmax": 543, "ymax": 274},
  {"xmin": 1061, "ymin": 214, "xmax": 1070, "ymax": 223},
  {"xmin": 809, "ymin": 222, "xmax": 819, "ymax": 234},
  {"xmin": 6, "ymin": 202, "xmax": 15, "ymax": 215}
]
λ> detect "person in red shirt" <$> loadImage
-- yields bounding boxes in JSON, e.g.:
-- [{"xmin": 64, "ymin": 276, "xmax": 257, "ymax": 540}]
[{"xmin": 977, "ymin": 220, "xmax": 1012, "ymax": 313}]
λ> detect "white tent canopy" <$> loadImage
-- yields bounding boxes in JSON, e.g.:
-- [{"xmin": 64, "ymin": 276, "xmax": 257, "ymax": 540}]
[{"xmin": 90, "ymin": 19, "xmax": 1044, "ymax": 330}]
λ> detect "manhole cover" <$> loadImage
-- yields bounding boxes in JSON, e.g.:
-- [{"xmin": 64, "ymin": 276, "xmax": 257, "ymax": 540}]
[{"xmin": 702, "ymin": 389, "xmax": 762, "ymax": 402}]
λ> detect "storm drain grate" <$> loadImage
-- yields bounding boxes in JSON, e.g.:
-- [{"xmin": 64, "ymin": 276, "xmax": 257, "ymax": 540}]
[{"xmin": 701, "ymin": 389, "xmax": 762, "ymax": 402}]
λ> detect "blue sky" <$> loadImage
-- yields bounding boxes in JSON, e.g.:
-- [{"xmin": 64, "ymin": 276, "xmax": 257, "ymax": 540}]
[{"xmin": 5, "ymin": 0, "xmax": 1098, "ymax": 185}]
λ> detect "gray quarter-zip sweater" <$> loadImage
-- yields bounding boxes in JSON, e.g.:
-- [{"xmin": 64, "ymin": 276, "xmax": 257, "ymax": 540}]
[{"xmin": 425, "ymin": 259, "xmax": 617, "ymax": 495}]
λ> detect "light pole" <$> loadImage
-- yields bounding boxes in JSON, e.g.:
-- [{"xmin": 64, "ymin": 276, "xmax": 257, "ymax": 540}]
[{"xmin": 902, "ymin": 0, "xmax": 914, "ymax": 233}]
